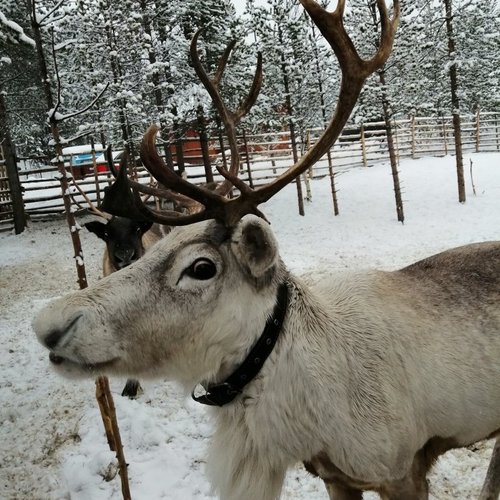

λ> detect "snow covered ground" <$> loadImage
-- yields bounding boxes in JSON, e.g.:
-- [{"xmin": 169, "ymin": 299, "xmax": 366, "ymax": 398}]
[{"xmin": 1, "ymin": 152, "xmax": 499, "ymax": 500}]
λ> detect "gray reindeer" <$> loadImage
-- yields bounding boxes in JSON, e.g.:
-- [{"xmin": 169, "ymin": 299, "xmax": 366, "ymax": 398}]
[{"xmin": 33, "ymin": 1, "xmax": 500, "ymax": 499}]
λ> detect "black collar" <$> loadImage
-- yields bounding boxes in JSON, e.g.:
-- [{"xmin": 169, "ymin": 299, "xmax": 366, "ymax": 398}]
[{"xmin": 192, "ymin": 282, "xmax": 289, "ymax": 407}]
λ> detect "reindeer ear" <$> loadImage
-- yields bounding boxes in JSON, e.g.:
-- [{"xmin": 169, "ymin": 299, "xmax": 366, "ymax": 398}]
[
  {"xmin": 85, "ymin": 221, "xmax": 108, "ymax": 241},
  {"xmin": 138, "ymin": 220, "xmax": 153, "ymax": 234},
  {"xmin": 231, "ymin": 216, "xmax": 278, "ymax": 278}
]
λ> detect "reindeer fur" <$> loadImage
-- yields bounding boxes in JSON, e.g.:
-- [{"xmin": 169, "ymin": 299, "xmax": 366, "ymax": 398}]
[{"xmin": 33, "ymin": 216, "xmax": 500, "ymax": 499}]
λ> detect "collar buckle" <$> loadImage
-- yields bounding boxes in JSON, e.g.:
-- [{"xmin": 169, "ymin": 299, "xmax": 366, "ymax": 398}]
[{"xmin": 192, "ymin": 382, "xmax": 241, "ymax": 407}]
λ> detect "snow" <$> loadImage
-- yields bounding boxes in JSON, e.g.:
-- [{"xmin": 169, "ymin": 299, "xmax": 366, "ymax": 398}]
[
  {"xmin": 1, "ymin": 152, "xmax": 500, "ymax": 500},
  {"xmin": 62, "ymin": 145, "xmax": 106, "ymax": 155},
  {"xmin": 0, "ymin": 10, "xmax": 36, "ymax": 47}
]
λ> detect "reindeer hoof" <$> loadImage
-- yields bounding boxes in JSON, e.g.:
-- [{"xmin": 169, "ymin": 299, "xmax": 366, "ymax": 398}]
[{"xmin": 121, "ymin": 379, "xmax": 143, "ymax": 399}]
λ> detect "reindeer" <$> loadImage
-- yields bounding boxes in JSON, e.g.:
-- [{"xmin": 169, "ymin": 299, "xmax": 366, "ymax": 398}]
[
  {"xmin": 69, "ymin": 167, "xmax": 167, "ymax": 397},
  {"xmin": 84, "ymin": 213, "xmax": 165, "ymax": 397},
  {"xmin": 33, "ymin": 1, "xmax": 500, "ymax": 499}
]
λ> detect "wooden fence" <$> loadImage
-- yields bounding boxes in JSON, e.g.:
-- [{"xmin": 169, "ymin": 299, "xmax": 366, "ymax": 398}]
[
  {"xmin": 12, "ymin": 111, "xmax": 500, "ymax": 221},
  {"xmin": 0, "ymin": 150, "xmax": 10, "ymax": 230}
]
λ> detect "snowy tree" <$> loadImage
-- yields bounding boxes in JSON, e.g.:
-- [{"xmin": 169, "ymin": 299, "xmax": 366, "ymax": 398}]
[
  {"xmin": 455, "ymin": 0, "xmax": 500, "ymax": 112},
  {"xmin": 0, "ymin": 2, "xmax": 46, "ymax": 156}
]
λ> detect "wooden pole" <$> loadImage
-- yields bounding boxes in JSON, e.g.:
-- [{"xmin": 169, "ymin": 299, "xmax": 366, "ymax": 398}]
[
  {"xmin": 442, "ymin": 118, "xmax": 448, "ymax": 156},
  {"xmin": 410, "ymin": 115, "xmax": 416, "ymax": 159},
  {"xmin": 379, "ymin": 69, "xmax": 404, "ymax": 223},
  {"xmin": 277, "ymin": 22, "xmax": 304, "ymax": 216},
  {"xmin": 0, "ymin": 94, "xmax": 26, "ymax": 234},
  {"xmin": 32, "ymin": 16, "xmax": 131, "ymax": 500},
  {"xmin": 242, "ymin": 130, "xmax": 254, "ymax": 189},
  {"xmin": 197, "ymin": 106, "xmax": 214, "ymax": 184},
  {"xmin": 444, "ymin": 0, "xmax": 466, "ymax": 203},
  {"xmin": 475, "ymin": 109, "xmax": 480, "ymax": 153},
  {"xmin": 327, "ymin": 150, "xmax": 339, "ymax": 216},
  {"xmin": 360, "ymin": 124, "xmax": 368, "ymax": 167},
  {"xmin": 91, "ymin": 137, "xmax": 101, "ymax": 205},
  {"xmin": 96, "ymin": 376, "xmax": 132, "ymax": 500},
  {"xmin": 303, "ymin": 130, "xmax": 312, "ymax": 202}
]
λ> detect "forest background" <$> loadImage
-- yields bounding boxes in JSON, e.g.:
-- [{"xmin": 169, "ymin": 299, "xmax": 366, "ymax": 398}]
[{"xmin": 0, "ymin": 0, "xmax": 499, "ymax": 161}]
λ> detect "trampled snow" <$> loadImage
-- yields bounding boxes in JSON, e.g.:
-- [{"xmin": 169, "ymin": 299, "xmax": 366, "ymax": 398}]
[{"xmin": 1, "ymin": 152, "xmax": 499, "ymax": 499}]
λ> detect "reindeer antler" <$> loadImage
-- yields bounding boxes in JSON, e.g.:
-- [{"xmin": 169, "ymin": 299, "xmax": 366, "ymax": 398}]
[
  {"xmin": 102, "ymin": 30, "xmax": 263, "ymax": 225},
  {"xmin": 102, "ymin": 0, "xmax": 399, "ymax": 227},
  {"xmin": 70, "ymin": 177, "xmax": 112, "ymax": 221}
]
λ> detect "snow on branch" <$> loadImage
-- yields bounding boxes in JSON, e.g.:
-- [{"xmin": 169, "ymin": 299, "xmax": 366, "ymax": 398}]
[
  {"xmin": 54, "ymin": 38, "xmax": 77, "ymax": 51},
  {"xmin": 49, "ymin": 83, "xmax": 110, "ymax": 123},
  {"xmin": 47, "ymin": 27, "xmax": 110, "ymax": 124},
  {"xmin": 0, "ymin": 10, "xmax": 36, "ymax": 47}
]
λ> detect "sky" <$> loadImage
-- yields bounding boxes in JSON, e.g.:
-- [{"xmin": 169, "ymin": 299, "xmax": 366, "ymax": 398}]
[{"xmin": 231, "ymin": 0, "xmax": 265, "ymax": 15}]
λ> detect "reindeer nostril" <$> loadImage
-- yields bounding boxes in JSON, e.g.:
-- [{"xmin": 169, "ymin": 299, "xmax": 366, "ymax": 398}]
[
  {"xmin": 45, "ymin": 329, "xmax": 64, "ymax": 349},
  {"xmin": 44, "ymin": 313, "xmax": 82, "ymax": 349},
  {"xmin": 49, "ymin": 352, "xmax": 65, "ymax": 365}
]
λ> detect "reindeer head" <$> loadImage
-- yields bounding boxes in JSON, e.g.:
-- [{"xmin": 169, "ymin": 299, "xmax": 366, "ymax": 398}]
[
  {"xmin": 33, "ymin": 215, "xmax": 285, "ymax": 386},
  {"xmin": 33, "ymin": 0, "xmax": 399, "ymax": 388},
  {"xmin": 85, "ymin": 217, "xmax": 153, "ymax": 270}
]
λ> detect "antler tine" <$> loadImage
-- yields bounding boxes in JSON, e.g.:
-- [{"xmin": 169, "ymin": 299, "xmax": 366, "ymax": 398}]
[
  {"xmin": 366, "ymin": 0, "xmax": 400, "ymax": 72},
  {"xmin": 102, "ymin": 125, "xmax": 229, "ymax": 225},
  {"xmin": 234, "ymin": 52, "xmax": 263, "ymax": 123},
  {"xmin": 140, "ymin": 125, "xmax": 224, "ymax": 207},
  {"xmin": 190, "ymin": 31, "xmax": 262, "ymax": 197},
  {"xmin": 213, "ymin": 39, "xmax": 237, "ymax": 87},
  {"xmin": 248, "ymin": 0, "xmax": 399, "ymax": 206}
]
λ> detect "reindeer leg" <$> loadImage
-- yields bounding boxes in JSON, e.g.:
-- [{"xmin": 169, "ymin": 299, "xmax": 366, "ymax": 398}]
[
  {"xmin": 324, "ymin": 481, "xmax": 363, "ymax": 500},
  {"xmin": 479, "ymin": 438, "xmax": 500, "ymax": 500},
  {"xmin": 121, "ymin": 378, "xmax": 143, "ymax": 399},
  {"xmin": 380, "ymin": 452, "xmax": 429, "ymax": 500}
]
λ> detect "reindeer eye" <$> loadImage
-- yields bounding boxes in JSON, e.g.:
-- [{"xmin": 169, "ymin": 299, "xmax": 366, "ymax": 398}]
[{"xmin": 185, "ymin": 258, "xmax": 216, "ymax": 280}]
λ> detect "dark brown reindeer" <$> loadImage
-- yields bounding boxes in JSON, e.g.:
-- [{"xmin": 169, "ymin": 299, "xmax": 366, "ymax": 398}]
[
  {"xmin": 33, "ymin": 1, "xmax": 500, "ymax": 499},
  {"xmin": 70, "ymin": 161, "xmax": 166, "ymax": 397},
  {"xmin": 84, "ymin": 212, "xmax": 164, "ymax": 398}
]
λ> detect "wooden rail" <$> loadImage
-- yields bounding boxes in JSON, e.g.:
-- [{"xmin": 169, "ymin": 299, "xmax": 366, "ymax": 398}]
[{"xmin": 15, "ymin": 112, "xmax": 500, "ymax": 219}]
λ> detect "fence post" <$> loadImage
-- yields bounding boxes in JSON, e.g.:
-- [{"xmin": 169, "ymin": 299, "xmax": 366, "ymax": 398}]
[
  {"xmin": 496, "ymin": 114, "xmax": 500, "ymax": 151},
  {"xmin": 410, "ymin": 114, "xmax": 416, "ymax": 159},
  {"xmin": 242, "ymin": 130, "xmax": 254, "ymax": 189},
  {"xmin": 197, "ymin": 106, "xmax": 214, "ymax": 184},
  {"xmin": 327, "ymin": 148, "xmax": 339, "ymax": 216},
  {"xmin": 289, "ymin": 123, "xmax": 304, "ymax": 216},
  {"xmin": 90, "ymin": 137, "xmax": 101, "ymax": 205},
  {"xmin": 475, "ymin": 109, "xmax": 480, "ymax": 153},
  {"xmin": 0, "ymin": 94, "xmax": 25, "ymax": 233},
  {"xmin": 303, "ymin": 130, "xmax": 312, "ymax": 201},
  {"xmin": 442, "ymin": 118, "xmax": 448, "ymax": 156},
  {"xmin": 360, "ymin": 124, "xmax": 368, "ymax": 167}
]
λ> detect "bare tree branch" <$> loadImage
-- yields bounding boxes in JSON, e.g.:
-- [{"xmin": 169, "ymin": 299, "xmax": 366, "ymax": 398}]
[{"xmin": 38, "ymin": 0, "xmax": 65, "ymax": 26}]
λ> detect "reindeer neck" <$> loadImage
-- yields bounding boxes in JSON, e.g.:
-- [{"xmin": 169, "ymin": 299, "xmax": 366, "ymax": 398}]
[{"xmin": 192, "ymin": 280, "xmax": 290, "ymax": 406}]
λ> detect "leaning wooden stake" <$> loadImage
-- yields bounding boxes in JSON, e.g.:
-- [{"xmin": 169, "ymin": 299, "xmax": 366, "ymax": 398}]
[
  {"xmin": 32, "ymin": 8, "xmax": 131, "ymax": 500},
  {"xmin": 470, "ymin": 159, "xmax": 477, "ymax": 197},
  {"xmin": 96, "ymin": 376, "xmax": 132, "ymax": 500}
]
